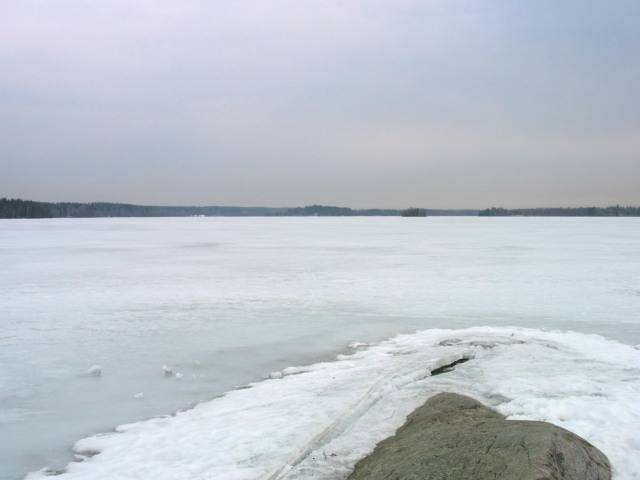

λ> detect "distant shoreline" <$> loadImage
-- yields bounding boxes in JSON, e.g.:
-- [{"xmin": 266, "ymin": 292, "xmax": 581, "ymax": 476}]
[
  {"xmin": 478, "ymin": 206, "xmax": 640, "ymax": 217},
  {"xmin": 0, "ymin": 198, "xmax": 476, "ymax": 219},
  {"xmin": 1, "ymin": 198, "xmax": 639, "ymax": 218}
]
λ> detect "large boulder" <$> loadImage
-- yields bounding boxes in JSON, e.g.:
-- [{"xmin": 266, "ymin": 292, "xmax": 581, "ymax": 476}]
[{"xmin": 348, "ymin": 393, "xmax": 610, "ymax": 480}]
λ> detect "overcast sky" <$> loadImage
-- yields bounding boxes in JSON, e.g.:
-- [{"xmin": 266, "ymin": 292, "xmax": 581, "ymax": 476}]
[{"xmin": 1, "ymin": 1, "xmax": 638, "ymax": 208}]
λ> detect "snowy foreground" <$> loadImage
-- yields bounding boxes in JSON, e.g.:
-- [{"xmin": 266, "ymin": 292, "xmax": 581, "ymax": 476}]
[
  {"xmin": 3, "ymin": 217, "xmax": 640, "ymax": 479},
  {"xmin": 27, "ymin": 327, "xmax": 640, "ymax": 480}
]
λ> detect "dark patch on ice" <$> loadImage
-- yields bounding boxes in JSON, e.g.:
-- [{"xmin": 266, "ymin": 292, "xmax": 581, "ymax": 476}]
[
  {"xmin": 438, "ymin": 338, "xmax": 525, "ymax": 349},
  {"xmin": 74, "ymin": 448, "xmax": 100, "ymax": 460},
  {"xmin": 484, "ymin": 393, "xmax": 512, "ymax": 404},
  {"xmin": 42, "ymin": 468, "xmax": 67, "ymax": 476},
  {"xmin": 535, "ymin": 341, "xmax": 561, "ymax": 351},
  {"xmin": 430, "ymin": 357, "xmax": 470, "ymax": 376},
  {"xmin": 279, "ymin": 370, "xmax": 307, "ymax": 377},
  {"xmin": 389, "ymin": 349, "xmax": 419, "ymax": 356}
]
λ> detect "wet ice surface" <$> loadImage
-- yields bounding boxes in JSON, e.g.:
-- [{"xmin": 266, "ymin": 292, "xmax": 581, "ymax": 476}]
[{"xmin": 1, "ymin": 217, "xmax": 640, "ymax": 479}]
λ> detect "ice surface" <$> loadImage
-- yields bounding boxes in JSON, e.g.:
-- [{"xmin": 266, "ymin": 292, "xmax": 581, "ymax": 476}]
[
  {"xmin": 24, "ymin": 328, "xmax": 640, "ymax": 480},
  {"xmin": 2, "ymin": 217, "xmax": 640, "ymax": 479}
]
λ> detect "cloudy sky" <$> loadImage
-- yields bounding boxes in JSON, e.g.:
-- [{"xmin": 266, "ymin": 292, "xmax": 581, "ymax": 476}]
[{"xmin": 1, "ymin": 0, "xmax": 638, "ymax": 208}]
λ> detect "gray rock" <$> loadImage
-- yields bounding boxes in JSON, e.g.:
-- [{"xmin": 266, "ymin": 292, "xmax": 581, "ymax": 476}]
[{"xmin": 347, "ymin": 393, "xmax": 610, "ymax": 480}]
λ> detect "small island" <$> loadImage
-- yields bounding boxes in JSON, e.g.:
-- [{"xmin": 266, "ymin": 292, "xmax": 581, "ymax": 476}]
[{"xmin": 401, "ymin": 207, "xmax": 427, "ymax": 217}]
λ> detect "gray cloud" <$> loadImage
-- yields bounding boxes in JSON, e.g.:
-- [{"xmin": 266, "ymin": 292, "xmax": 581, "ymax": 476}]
[{"xmin": 1, "ymin": 0, "xmax": 639, "ymax": 208}]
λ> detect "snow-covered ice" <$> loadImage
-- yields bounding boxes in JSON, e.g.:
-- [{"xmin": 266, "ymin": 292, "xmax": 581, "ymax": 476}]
[
  {"xmin": 2, "ymin": 216, "xmax": 640, "ymax": 479},
  {"xmin": 25, "ymin": 328, "xmax": 640, "ymax": 480}
]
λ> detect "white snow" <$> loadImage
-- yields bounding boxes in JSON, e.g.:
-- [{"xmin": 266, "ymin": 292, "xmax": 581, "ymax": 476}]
[
  {"xmin": 87, "ymin": 365, "xmax": 102, "ymax": 377},
  {"xmin": 25, "ymin": 328, "xmax": 640, "ymax": 480},
  {"xmin": 2, "ymin": 216, "xmax": 640, "ymax": 480}
]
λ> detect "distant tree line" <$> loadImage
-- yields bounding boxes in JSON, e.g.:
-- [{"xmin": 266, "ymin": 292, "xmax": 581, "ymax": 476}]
[
  {"xmin": 284, "ymin": 205, "xmax": 399, "ymax": 216},
  {"xmin": 0, "ymin": 198, "xmax": 483, "ymax": 219},
  {"xmin": 0, "ymin": 198, "xmax": 287, "ymax": 218},
  {"xmin": 401, "ymin": 208, "xmax": 427, "ymax": 217},
  {"xmin": 284, "ymin": 205, "xmax": 478, "ymax": 216},
  {"xmin": 0, "ymin": 198, "xmax": 52, "ymax": 218},
  {"xmin": 20, "ymin": 197, "xmax": 639, "ymax": 219},
  {"xmin": 479, "ymin": 206, "xmax": 640, "ymax": 217}
]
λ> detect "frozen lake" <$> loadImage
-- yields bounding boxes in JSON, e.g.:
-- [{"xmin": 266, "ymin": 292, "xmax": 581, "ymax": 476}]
[{"xmin": 1, "ymin": 217, "xmax": 640, "ymax": 480}]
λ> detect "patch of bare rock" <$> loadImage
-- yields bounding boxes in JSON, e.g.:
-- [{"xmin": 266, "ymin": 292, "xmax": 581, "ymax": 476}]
[{"xmin": 348, "ymin": 393, "xmax": 610, "ymax": 480}]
